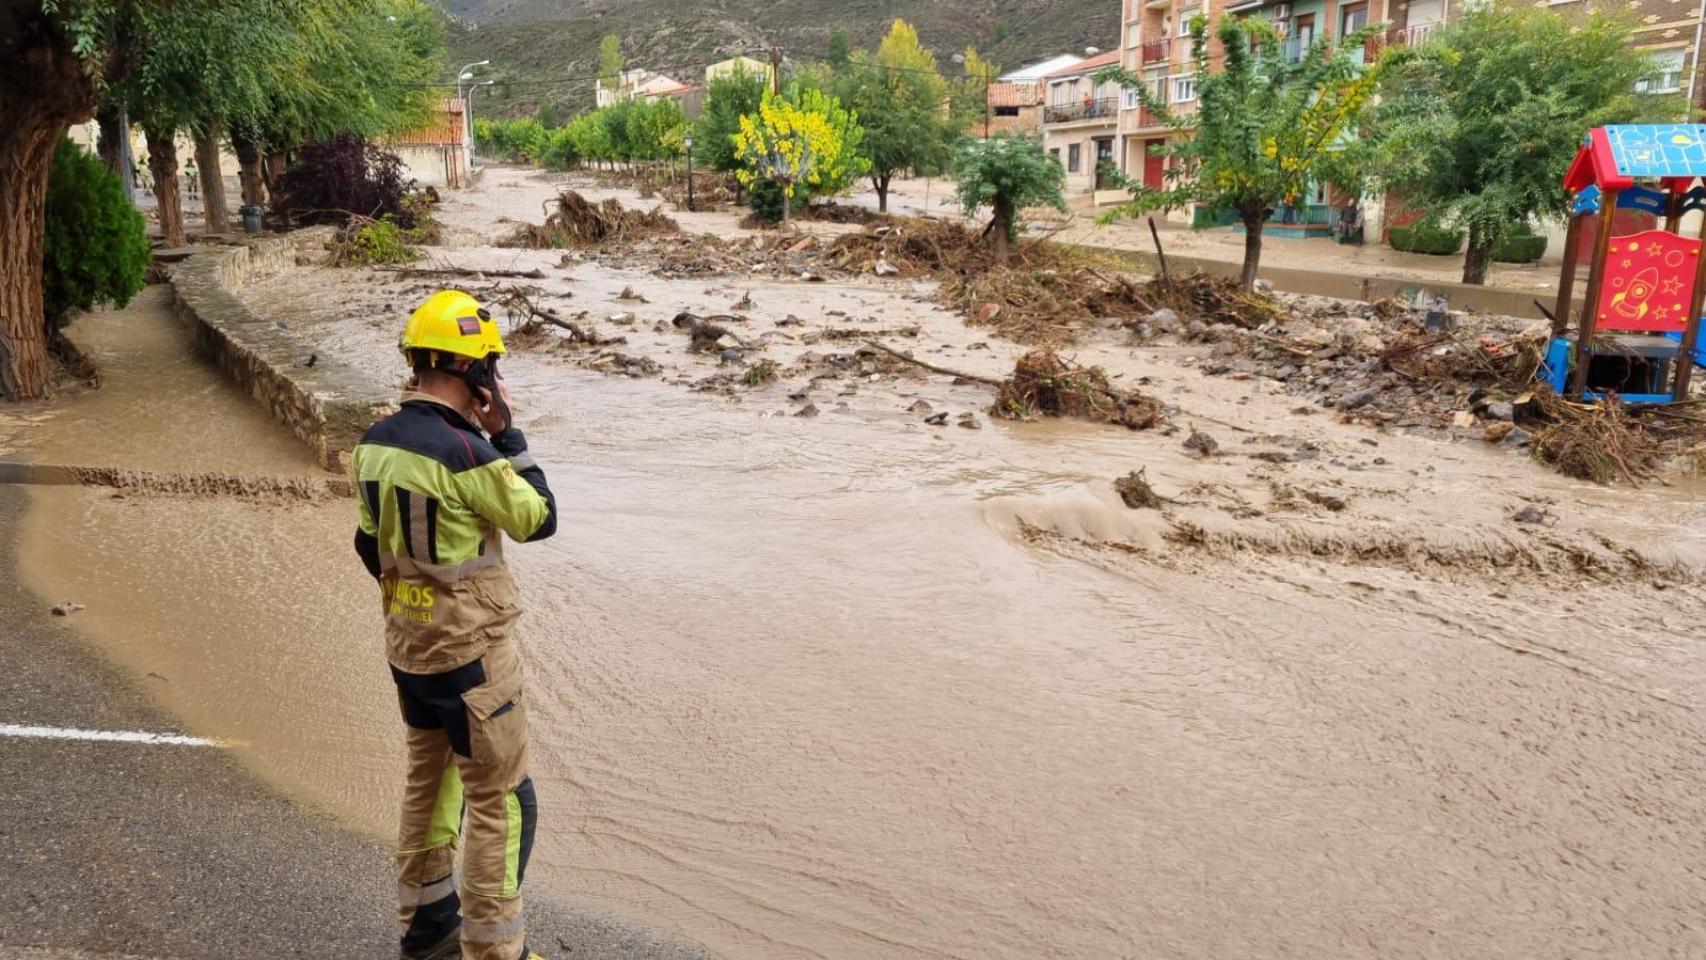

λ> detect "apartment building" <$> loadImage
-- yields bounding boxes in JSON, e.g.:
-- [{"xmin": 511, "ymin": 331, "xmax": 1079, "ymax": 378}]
[
  {"xmin": 983, "ymin": 55, "xmax": 1085, "ymax": 137},
  {"xmin": 1545, "ymin": 0, "xmax": 1703, "ymax": 110},
  {"xmin": 1039, "ymin": 50, "xmax": 1124, "ymax": 196},
  {"xmin": 1115, "ymin": 0, "xmax": 1410, "ymax": 224}
]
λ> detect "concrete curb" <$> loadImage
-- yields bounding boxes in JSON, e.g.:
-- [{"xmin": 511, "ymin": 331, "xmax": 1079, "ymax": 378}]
[
  {"xmin": 1063, "ymin": 243, "xmax": 1580, "ymax": 320},
  {"xmin": 167, "ymin": 229, "xmax": 395, "ymax": 471}
]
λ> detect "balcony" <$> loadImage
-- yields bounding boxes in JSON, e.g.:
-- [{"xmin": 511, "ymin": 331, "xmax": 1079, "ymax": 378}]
[
  {"xmin": 1361, "ymin": 22, "xmax": 1439, "ymax": 60},
  {"xmin": 1140, "ymin": 39, "xmax": 1171, "ymax": 65},
  {"xmin": 1044, "ymin": 97, "xmax": 1121, "ymax": 125}
]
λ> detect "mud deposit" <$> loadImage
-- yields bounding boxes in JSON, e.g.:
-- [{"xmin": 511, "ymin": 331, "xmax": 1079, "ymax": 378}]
[{"xmin": 18, "ymin": 170, "xmax": 1706, "ymax": 958}]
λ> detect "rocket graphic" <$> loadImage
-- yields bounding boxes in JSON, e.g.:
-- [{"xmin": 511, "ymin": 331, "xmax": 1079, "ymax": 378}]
[{"xmin": 1609, "ymin": 265, "xmax": 1658, "ymax": 322}]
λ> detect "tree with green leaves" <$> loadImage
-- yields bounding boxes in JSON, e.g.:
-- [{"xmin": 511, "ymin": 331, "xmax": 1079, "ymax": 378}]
[
  {"xmin": 826, "ymin": 27, "xmax": 852, "ymax": 68},
  {"xmin": 1363, "ymin": 6, "xmax": 1667, "ymax": 284},
  {"xmin": 695, "ymin": 63, "xmax": 768, "ymax": 188},
  {"xmin": 951, "ymin": 134, "xmax": 1066, "ymax": 263},
  {"xmin": 599, "ymin": 34, "xmax": 625, "ymax": 86},
  {"xmin": 733, "ymin": 88, "xmax": 868, "ymax": 223},
  {"xmin": 1098, "ymin": 15, "xmax": 1381, "ymax": 291},
  {"xmin": 836, "ymin": 20, "xmax": 959, "ymax": 212},
  {"xmin": 958, "ymin": 46, "xmax": 1001, "ymax": 135}
]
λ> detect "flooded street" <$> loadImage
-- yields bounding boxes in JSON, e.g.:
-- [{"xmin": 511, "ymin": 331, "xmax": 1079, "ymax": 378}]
[{"xmin": 15, "ymin": 169, "xmax": 1706, "ymax": 958}]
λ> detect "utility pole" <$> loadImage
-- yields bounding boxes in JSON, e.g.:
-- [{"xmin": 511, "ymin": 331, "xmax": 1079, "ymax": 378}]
[{"xmin": 770, "ymin": 46, "xmax": 782, "ymax": 96}]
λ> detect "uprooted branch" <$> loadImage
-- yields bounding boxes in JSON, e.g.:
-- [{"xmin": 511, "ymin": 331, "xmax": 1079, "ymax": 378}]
[{"xmin": 992, "ymin": 349, "xmax": 1165, "ymax": 431}]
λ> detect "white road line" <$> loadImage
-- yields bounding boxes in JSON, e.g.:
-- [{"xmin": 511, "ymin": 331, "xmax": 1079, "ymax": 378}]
[{"xmin": 0, "ymin": 723, "xmax": 233, "ymax": 748}]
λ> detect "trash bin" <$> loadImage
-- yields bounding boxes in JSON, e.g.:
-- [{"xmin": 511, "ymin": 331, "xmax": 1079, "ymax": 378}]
[{"xmin": 240, "ymin": 204, "xmax": 264, "ymax": 235}]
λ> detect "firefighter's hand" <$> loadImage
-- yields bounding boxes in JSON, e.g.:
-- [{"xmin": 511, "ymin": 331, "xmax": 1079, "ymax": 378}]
[{"xmin": 473, "ymin": 378, "xmax": 514, "ymax": 434}]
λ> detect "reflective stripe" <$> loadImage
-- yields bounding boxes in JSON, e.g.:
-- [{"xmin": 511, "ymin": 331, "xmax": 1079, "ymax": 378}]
[
  {"xmin": 462, "ymin": 907, "xmax": 525, "ymax": 944},
  {"xmin": 398, "ymin": 871, "xmax": 459, "ymax": 906},
  {"xmin": 378, "ymin": 534, "xmax": 503, "ymax": 585},
  {"xmin": 506, "ymin": 451, "xmax": 536, "ymax": 472},
  {"xmin": 503, "ymin": 790, "xmax": 523, "ymax": 896},
  {"xmin": 407, "ymin": 490, "xmax": 431, "ymax": 562}
]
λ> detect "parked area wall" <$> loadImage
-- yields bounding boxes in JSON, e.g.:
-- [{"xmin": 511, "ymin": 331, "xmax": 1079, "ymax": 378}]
[{"xmin": 169, "ymin": 228, "xmax": 395, "ymax": 471}]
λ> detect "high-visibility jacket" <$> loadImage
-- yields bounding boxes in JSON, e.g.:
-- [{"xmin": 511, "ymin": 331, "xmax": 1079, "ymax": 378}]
[{"xmin": 352, "ymin": 392, "xmax": 557, "ymax": 674}]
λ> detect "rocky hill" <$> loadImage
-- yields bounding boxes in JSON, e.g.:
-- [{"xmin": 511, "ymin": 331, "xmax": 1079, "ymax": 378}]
[{"xmin": 439, "ymin": 0, "xmax": 1120, "ymax": 118}]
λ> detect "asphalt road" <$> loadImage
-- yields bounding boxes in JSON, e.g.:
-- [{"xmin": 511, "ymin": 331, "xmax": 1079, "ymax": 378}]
[{"xmin": 0, "ymin": 484, "xmax": 714, "ymax": 960}]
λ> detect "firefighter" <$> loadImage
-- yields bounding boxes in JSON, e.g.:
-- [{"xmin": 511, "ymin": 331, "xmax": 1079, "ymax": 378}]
[{"xmin": 352, "ymin": 289, "xmax": 558, "ymax": 960}]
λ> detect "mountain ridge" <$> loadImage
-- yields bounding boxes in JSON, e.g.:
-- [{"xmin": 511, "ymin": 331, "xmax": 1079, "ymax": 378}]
[{"xmin": 441, "ymin": 0, "xmax": 1120, "ymax": 118}]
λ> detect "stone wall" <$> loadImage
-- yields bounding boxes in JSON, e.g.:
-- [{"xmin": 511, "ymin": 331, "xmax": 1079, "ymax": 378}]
[{"xmin": 169, "ymin": 229, "xmax": 395, "ymax": 472}]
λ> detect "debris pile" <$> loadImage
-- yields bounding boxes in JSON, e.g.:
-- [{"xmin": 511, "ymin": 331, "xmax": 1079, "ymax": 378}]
[
  {"xmin": 502, "ymin": 190, "xmax": 679, "ymax": 249},
  {"xmin": 992, "ymin": 349, "xmax": 1165, "ymax": 430},
  {"xmin": 1528, "ymin": 388, "xmax": 1706, "ymax": 484}
]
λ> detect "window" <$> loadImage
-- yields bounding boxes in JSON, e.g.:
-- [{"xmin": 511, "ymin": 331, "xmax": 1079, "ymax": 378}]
[
  {"xmin": 1172, "ymin": 75, "xmax": 1197, "ymax": 102},
  {"xmin": 1068, "ymin": 143, "xmax": 1082, "ymax": 172},
  {"xmin": 1638, "ymin": 49, "xmax": 1687, "ymax": 94},
  {"xmin": 1050, "ymin": 147, "xmax": 1062, "ymax": 166},
  {"xmin": 995, "ymin": 105, "xmax": 1020, "ymax": 116},
  {"xmin": 1339, "ymin": 3, "xmax": 1367, "ymax": 35},
  {"xmin": 1178, "ymin": 10, "xmax": 1197, "ymax": 36},
  {"xmin": 1123, "ymin": 87, "xmax": 1140, "ymax": 109}
]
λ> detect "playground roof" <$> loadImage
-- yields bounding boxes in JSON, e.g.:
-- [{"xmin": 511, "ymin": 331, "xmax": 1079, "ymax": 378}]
[{"xmin": 1566, "ymin": 124, "xmax": 1706, "ymax": 193}]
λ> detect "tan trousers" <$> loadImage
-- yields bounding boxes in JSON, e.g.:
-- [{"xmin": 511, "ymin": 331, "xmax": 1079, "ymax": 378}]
[{"xmin": 393, "ymin": 640, "xmax": 536, "ymax": 960}]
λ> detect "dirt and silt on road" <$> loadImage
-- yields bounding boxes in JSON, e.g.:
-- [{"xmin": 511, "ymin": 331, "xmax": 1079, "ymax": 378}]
[{"xmin": 12, "ymin": 164, "xmax": 1706, "ymax": 957}]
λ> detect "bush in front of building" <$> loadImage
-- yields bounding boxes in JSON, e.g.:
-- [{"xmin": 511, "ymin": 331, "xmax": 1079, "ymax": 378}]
[
  {"xmin": 43, "ymin": 138, "xmax": 149, "ymax": 331},
  {"xmin": 271, "ymin": 133, "xmax": 417, "ymax": 229},
  {"xmin": 1388, "ymin": 220, "xmax": 1465, "ymax": 256},
  {"xmin": 1491, "ymin": 224, "xmax": 1547, "ymax": 263}
]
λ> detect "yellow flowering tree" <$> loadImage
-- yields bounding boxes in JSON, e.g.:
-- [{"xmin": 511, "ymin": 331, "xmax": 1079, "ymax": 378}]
[
  {"xmin": 1097, "ymin": 15, "xmax": 1381, "ymax": 291},
  {"xmin": 732, "ymin": 88, "xmax": 867, "ymax": 223}
]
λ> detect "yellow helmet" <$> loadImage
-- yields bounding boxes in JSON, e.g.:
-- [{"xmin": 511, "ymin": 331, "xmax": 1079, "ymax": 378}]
[{"xmin": 400, "ymin": 290, "xmax": 506, "ymax": 364}]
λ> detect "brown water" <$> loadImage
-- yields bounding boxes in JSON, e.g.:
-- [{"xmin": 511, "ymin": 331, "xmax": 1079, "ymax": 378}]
[{"xmin": 18, "ymin": 205, "xmax": 1706, "ymax": 958}]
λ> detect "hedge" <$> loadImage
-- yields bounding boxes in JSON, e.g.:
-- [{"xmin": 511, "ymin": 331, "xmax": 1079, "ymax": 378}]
[
  {"xmin": 1491, "ymin": 228, "xmax": 1547, "ymax": 264},
  {"xmin": 1389, "ymin": 221, "xmax": 1464, "ymax": 256}
]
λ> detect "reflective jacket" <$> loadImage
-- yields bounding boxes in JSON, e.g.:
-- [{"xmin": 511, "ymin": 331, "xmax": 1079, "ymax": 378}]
[{"xmin": 352, "ymin": 392, "xmax": 557, "ymax": 674}]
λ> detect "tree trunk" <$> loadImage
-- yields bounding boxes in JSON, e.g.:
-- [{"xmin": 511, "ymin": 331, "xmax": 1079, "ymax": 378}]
[
  {"xmin": 264, "ymin": 149, "xmax": 288, "ymax": 196},
  {"xmin": 232, "ymin": 132, "xmax": 265, "ymax": 206},
  {"xmin": 96, "ymin": 103, "xmax": 125, "ymax": 177},
  {"xmin": 194, "ymin": 122, "xmax": 230, "ymax": 235},
  {"xmin": 991, "ymin": 200, "xmax": 1012, "ymax": 264},
  {"xmin": 1462, "ymin": 227, "xmax": 1492, "ymax": 285},
  {"xmin": 874, "ymin": 173, "xmax": 890, "ymax": 213},
  {"xmin": 781, "ymin": 182, "xmax": 791, "ymax": 224},
  {"xmin": 0, "ymin": 18, "xmax": 103, "ymax": 400},
  {"xmin": 145, "ymin": 124, "xmax": 186, "ymax": 247},
  {"xmin": 1239, "ymin": 211, "xmax": 1265, "ymax": 292}
]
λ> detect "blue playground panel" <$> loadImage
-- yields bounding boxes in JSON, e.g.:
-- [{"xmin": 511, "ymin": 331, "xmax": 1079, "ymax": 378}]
[{"xmin": 1540, "ymin": 330, "xmax": 1706, "ymax": 404}]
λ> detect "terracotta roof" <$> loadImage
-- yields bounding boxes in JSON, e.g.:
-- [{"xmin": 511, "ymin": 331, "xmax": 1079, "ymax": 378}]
[
  {"xmin": 392, "ymin": 99, "xmax": 466, "ymax": 147},
  {"xmin": 1041, "ymin": 49, "xmax": 1121, "ymax": 79},
  {"xmin": 987, "ymin": 81, "xmax": 1041, "ymax": 108}
]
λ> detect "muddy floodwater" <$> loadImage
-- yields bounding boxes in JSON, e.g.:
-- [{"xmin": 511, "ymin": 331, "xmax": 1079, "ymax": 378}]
[{"xmin": 15, "ymin": 171, "xmax": 1706, "ymax": 958}]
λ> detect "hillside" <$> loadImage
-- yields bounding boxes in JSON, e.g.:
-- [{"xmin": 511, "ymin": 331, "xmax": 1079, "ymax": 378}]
[{"xmin": 439, "ymin": 0, "xmax": 1120, "ymax": 118}]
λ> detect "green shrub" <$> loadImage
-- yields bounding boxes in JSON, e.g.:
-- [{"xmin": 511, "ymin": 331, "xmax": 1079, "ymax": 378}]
[
  {"xmin": 1491, "ymin": 226, "xmax": 1548, "ymax": 263},
  {"xmin": 331, "ymin": 216, "xmax": 417, "ymax": 266},
  {"xmin": 747, "ymin": 178, "xmax": 811, "ymax": 225},
  {"xmin": 43, "ymin": 138, "xmax": 149, "ymax": 331},
  {"xmin": 475, "ymin": 118, "xmax": 549, "ymax": 163},
  {"xmin": 1388, "ymin": 220, "xmax": 1465, "ymax": 256},
  {"xmin": 541, "ymin": 127, "xmax": 579, "ymax": 171}
]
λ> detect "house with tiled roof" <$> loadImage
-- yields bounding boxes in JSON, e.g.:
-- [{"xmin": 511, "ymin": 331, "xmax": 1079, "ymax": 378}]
[{"xmin": 1039, "ymin": 49, "xmax": 1123, "ymax": 198}]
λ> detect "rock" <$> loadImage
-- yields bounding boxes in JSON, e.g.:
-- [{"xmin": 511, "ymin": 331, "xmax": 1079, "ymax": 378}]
[
  {"xmin": 1149, "ymin": 307, "xmax": 1179, "ymax": 330},
  {"xmin": 719, "ymin": 348, "xmax": 744, "ymax": 363},
  {"xmin": 1340, "ymin": 387, "xmax": 1379, "ymax": 411},
  {"xmin": 924, "ymin": 411, "xmax": 949, "ymax": 426},
  {"xmin": 1183, "ymin": 430, "xmax": 1219, "ymax": 456},
  {"xmin": 50, "ymin": 601, "xmax": 85, "ymax": 616},
  {"xmin": 908, "ymin": 399, "xmax": 933, "ymax": 414},
  {"xmin": 1211, "ymin": 340, "xmax": 1240, "ymax": 357},
  {"xmin": 607, "ymin": 312, "xmax": 637, "ymax": 325},
  {"xmin": 1484, "ymin": 421, "xmax": 1515, "ymax": 443},
  {"xmin": 957, "ymin": 412, "xmax": 981, "ymax": 430},
  {"xmin": 1185, "ymin": 319, "xmax": 1209, "ymax": 340},
  {"xmin": 795, "ymin": 403, "xmax": 820, "ymax": 418},
  {"xmin": 873, "ymin": 258, "xmax": 900, "ymax": 277},
  {"xmin": 714, "ymin": 333, "xmax": 743, "ymax": 351},
  {"xmin": 1353, "ymin": 334, "xmax": 1385, "ymax": 355},
  {"xmin": 1500, "ymin": 425, "xmax": 1532, "ymax": 448},
  {"xmin": 1294, "ymin": 328, "xmax": 1334, "ymax": 348},
  {"xmin": 1451, "ymin": 410, "xmax": 1477, "ymax": 429},
  {"xmin": 1254, "ymin": 278, "xmax": 1275, "ymax": 293},
  {"xmin": 1484, "ymin": 401, "xmax": 1515, "ymax": 421},
  {"xmin": 788, "ymin": 388, "xmax": 810, "ymax": 401},
  {"xmin": 1511, "ymin": 504, "xmax": 1551, "ymax": 524}
]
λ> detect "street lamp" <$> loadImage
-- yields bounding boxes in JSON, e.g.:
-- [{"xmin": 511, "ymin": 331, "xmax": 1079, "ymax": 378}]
[
  {"xmin": 456, "ymin": 59, "xmax": 490, "ymax": 149},
  {"xmin": 683, "ymin": 133, "xmax": 695, "ymax": 211},
  {"xmin": 467, "ymin": 80, "xmax": 496, "ymax": 166}
]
